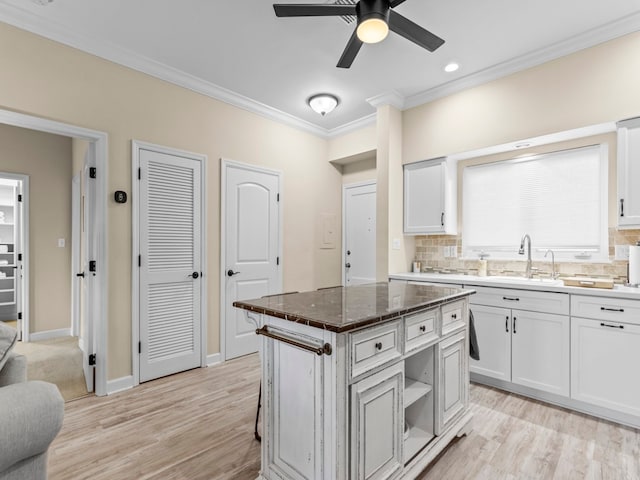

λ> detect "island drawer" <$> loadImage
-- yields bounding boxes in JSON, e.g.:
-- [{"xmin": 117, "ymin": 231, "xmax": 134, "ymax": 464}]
[
  {"xmin": 470, "ymin": 286, "xmax": 569, "ymax": 315},
  {"xmin": 350, "ymin": 319, "xmax": 402, "ymax": 379},
  {"xmin": 441, "ymin": 300, "xmax": 466, "ymax": 335},
  {"xmin": 571, "ymin": 295, "xmax": 640, "ymax": 326},
  {"xmin": 405, "ymin": 308, "xmax": 439, "ymax": 353}
]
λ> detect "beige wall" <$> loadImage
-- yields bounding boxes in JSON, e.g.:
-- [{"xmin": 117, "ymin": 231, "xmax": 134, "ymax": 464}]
[
  {"xmin": 0, "ymin": 22, "xmax": 341, "ymax": 380},
  {"xmin": 403, "ymin": 32, "xmax": 640, "ymax": 163},
  {"xmin": 341, "ymin": 157, "xmax": 376, "ymax": 185},
  {"xmin": 328, "ymin": 124, "xmax": 376, "ymax": 162},
  {"xmin": 0, "ymin": 123, "xmax": 72, "ymax": 333}
]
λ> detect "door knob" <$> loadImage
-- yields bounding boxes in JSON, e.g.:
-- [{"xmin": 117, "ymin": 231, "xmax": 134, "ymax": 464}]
[
  {"xmin": 189, "ymin": 272, "xmax": 200, "ymax": 279},
  {"xmin": 227, "ymin": 269, "xmax": 240, "ymax": 277}
]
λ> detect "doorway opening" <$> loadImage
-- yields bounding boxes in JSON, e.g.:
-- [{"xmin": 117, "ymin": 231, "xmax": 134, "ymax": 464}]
[{"xmin": 0, "ymin": 109, "xmax": 108, "ymax": 397}]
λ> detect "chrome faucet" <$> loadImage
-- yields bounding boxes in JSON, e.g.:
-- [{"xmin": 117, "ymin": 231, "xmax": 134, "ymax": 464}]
[
  {"xmin": 544, "ymin": 249, "xmax": 558, "ymax": 279},
  {"xmin": 519, "ymin": 233, "xmax": 533, "ymax": 278}
]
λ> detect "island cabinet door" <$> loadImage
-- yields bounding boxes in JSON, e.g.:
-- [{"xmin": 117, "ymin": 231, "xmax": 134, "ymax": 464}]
[
  {"xmin": 351, "ymin": 362, "xmax": 404, "ymax": 480},
  {"xmin": 265, "ymin": 333, "xmax": 331, "ymax": 480},
  {"xmin": 435, "ymin": 331, "xmax": 468, "ymax": 435}
]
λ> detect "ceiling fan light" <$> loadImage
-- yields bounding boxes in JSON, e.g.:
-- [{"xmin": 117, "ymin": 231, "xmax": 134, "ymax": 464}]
[
  {"xmin": 308, "ymin": 94, "xmax": 340, "ymax": 116},
  {"xmin": 356, "ymin": 17, "xmax": 389, "ymax": 44}
]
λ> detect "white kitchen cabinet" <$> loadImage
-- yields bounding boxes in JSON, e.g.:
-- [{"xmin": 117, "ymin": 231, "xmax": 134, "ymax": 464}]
[
  {"xmin": 403, "ymin": 158, "xmax": 456, "ymax": 235},
  {"xmin": 469, "ymin": 304, "xmax": 511, "ymax": 382},
  {"xmin": 351, "ymin": 362, "xmax": 404, "ymax": 480},
  {"xmin": 570, "ymin": 294, "xmax": 640, "ymax": 418},
  {"xmin": 617, "ymin": 117, "xmax": 640, "ymax": 228},
  {"xmin": 435, "ymin": 331, "xmax": 468, "ymax": 434},
  {"xmin": 511, "ymin": 310, "xmax": 569, "ymax": 396},
  {"xmin": 470, "ymin": 287, "xmax": 570, "ymax": 397}
]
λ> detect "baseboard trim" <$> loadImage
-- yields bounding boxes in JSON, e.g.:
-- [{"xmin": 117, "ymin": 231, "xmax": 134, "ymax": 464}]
[
  {"xmin": 106, "ymin": 375, "xmax": 134, "ymax": 395},
  {"xmin": 206, "ymin": 353, "xmax": 222, "ymax": 367},
  {"xmin": 29, "ymin": 328, "xmax": 71, "ymax": 342}
]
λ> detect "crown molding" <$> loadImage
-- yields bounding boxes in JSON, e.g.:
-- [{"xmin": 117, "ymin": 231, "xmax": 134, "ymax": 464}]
[
  {"xmin": 326, "ymin": 113, "xmax": 376, "ymax": 138},
  {"xmin": 404, "ymin": 11, "xmax": 640, "ymax": 110},
  {"xmin": 0, "ymin": 4, "xmax": 332, "ymax": 138},
  {"xmin": 366, "ymin": 90, "xmax": 405, "ymax": 109}
]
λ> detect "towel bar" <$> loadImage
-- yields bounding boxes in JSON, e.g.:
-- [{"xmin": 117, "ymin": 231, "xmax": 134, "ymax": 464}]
[{"xmin": 256, "ymin": 326, "xmax": 332, "ymax": 356}]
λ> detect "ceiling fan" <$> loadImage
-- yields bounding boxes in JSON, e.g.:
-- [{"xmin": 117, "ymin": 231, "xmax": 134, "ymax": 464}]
[{"xmin": 273, "ymin": 0, "xmax": 445, "ymax": 68}]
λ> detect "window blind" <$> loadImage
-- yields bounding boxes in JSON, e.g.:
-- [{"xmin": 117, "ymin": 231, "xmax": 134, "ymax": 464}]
[{"xmin": 462, "ymin": 145, "xmax": 608, "ymax": 261}]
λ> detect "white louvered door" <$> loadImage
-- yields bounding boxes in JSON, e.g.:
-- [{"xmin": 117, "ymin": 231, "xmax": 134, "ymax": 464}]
[{"xmin": 139, "ymin": 148, "xmax": 202, "ymax": 383}]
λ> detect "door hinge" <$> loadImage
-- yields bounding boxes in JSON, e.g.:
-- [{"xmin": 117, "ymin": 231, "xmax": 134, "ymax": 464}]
[
  {"xmin": 17, "ymin": 194, "xmax": 22, "ymax": 202},
  {"xmin": 18, "ymin": 312, "xmax": 22, "ymax": 320},
  {"xmin": 138, "ymin": 341, "xmax": 142, "ymax": 354},
  {"xmin": 276, "ymin": 256, "xmax": 280, "ymax": 266},
  {"xmin": 89, "ymin": 260, "xmax": 96, "ymax": 272},
  {"xmin": 17, "ymin": 253, "xmax": 22, "ymax": 261},
  {"xmin": 88, "ymin": 354, "xmax": 96, "ymax": 366},
  {"xmin": 138, "ymin": 255, "xmax": 141, "ymax": 267},
  {"xmin": 89, "ymin": 167, "xmax": 97, "ymax": 179},
  {"xmin": 277, "ymin": 193, "xmax": 280, "ymax": 202},
  {"xmin": 138, "ymin": 168, "xmax": 141, "ymax": 180}
]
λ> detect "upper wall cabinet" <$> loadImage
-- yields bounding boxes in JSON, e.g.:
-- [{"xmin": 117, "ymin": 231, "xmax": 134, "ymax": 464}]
[
  {"xmin": 404, "ymin": 158, "xmax": 457, "ymax": 235},
  {"xmin": 617, "ymin": 117, "xmax": 640, "ymax": 229}
]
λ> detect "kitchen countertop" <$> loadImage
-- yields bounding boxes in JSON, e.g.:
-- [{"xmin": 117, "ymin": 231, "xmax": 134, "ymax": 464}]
[
  {"xmin": 389, "ymin": 272, "xmax": 640, "ymax": 300},
  {"xmin": 233, "ymin": 282, "xmax": 473, "ymax": 333}
]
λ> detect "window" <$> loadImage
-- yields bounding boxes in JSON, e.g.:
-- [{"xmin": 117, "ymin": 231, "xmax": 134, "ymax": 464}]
[{"xmin": 462, "ymin": 145, "xmax": 608, "ymax": 262}]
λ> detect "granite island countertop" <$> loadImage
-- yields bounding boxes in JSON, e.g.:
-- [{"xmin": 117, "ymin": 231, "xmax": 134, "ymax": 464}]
[{"xmin": 233, "ymin": 281, "xmax": 474, "ymax": 333}]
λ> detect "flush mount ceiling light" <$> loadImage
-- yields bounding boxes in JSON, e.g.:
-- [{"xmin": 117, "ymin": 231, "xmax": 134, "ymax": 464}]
[{"xmin": 308, "ymin": 94, "xmax": 340, "ymax": 116}]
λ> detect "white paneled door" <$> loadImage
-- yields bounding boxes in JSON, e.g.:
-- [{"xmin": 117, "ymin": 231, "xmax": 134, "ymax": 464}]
[
  {"xmin": 344, "ymin": 182, "xmax": 376, "ymax": 286},
  {"xmin": 139, "ymin": 148, "xmax": 202, "ymax": 383},
  {"xmin": 224, "ymin": 161, "xmax": 280, "ymax": 360}
]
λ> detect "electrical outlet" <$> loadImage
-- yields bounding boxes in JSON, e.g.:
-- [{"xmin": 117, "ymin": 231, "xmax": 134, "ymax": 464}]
[
  {"xmin": 615, "ymin": 245, "xmax": 630, "ymax": 260},
  {"xmin": 450, "ymin": 245, "xmax": 457, "ymax": 258},
  {"xmin": 443, "ymin": 246, "xmax": 450, "ymax": 258},
  {"xmin": 392, "ymin": 238, "xmax": 401, "ymax": 250}
]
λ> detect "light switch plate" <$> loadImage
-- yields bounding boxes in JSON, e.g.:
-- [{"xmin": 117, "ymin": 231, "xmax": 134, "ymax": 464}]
[
  {"xmin": 392, "ymin": 238, "xmax": 401, "ymax": 250},
  {"xmin": 57, "ymin": 238, "xmax": 65, "ymax": 248},
  {"xmin": 615, "ymin": 245, "xmax": 630, "ymax": 260}
]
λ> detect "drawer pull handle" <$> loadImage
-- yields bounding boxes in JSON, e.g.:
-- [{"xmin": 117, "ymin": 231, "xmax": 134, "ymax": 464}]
[
  {"xmin": 419, "ymin": 325, "xmax": 426, "ymax": 332},
  {"xmin": 600, "ymin": 322, "xmax": 624, "ymax": 329},
  {"xmin": 600, "ymin": 307, "xmax": 624, "ymax": 313},
  {"xmin": 375, "ymin": 342, "xmax": 383, "ymax": 351},
  {"xmin": 503, "ymin": 296, "xmax": 520, "ymax": 301}
]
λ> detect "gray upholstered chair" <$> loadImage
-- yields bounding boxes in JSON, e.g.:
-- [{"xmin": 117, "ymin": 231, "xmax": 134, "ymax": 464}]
[{"xmin": 0, "ymin": 324, "xmax": 64, "ymax": 480}]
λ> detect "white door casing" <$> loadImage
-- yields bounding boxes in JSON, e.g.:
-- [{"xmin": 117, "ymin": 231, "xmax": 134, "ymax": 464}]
[
  {"xmin": 221, "ymin": 160, "xmax": 281, "ymax": 360},
  {"xmin": 137, "ymin": 144, "xmax": 205, "ymax": 383},
  {"xmin": 80, "ymin": 164, "xmax": 95, "ymax": 392},
  {"xmin": 343, "ymin": 181, "xmax": 376, "ymax": 286},
  {"xmin": 71, "ymin": 174, "xmax": 81, "ymax": 338}
]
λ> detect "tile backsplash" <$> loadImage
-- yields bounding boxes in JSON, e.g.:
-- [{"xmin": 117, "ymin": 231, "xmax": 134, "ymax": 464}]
[{"xmin": 414, "ymin": 228, "xmax": 640, "ymax": 284}]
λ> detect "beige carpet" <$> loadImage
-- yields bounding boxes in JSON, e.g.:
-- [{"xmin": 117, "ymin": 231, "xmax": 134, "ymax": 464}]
[{"xmin": 13, "ymin": 336, "xmax": 90, "ymax": 401}]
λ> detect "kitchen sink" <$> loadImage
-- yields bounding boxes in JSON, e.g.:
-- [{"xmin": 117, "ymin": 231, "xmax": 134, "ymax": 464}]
[{"xmin": 484, "ymin": 275, "xmax": 564, "ymax": 286}]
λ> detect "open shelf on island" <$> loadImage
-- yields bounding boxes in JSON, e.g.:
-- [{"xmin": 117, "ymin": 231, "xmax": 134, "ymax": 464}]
[
  {"xmin": 404, "ymin": 425, "xmax": 435, "ymax": 463},
  {"xmin": 404, "ymin": 378, "xmax": 432, "ymax": 408}
]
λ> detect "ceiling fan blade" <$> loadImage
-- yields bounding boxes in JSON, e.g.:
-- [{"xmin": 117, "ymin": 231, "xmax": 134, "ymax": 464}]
[
  {"xmin": 389, "ymin": 0, "xmax": 408, "ymax": 7},
  {"xmin": 388, "ymin": 10, "xmax": 445, "ymax": 52},
  {"xmin": 337, "ymin": 30, "xmax": 363, "ymax": 69},
  {"xmin": 273, "ymin": 4, "xmax": 357, "ymax": 17}
]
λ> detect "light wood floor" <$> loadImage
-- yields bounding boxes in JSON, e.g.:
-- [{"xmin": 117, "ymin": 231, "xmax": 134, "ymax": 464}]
[{"xmin": 49, "ymin": 354, "xmax": 640, "ymax": 480}]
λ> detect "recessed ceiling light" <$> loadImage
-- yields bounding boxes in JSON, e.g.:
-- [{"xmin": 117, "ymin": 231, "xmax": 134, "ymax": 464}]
[
  {"xmin": 307, "ymin": 94, "xmax": 340, "ymax": 116},
  {"xmin": 444, "ymin": 62, "xmax": 459, "ymax": 73},
  {"xmin": 30, "ymin": 0, "xmax": 53, "ymax": 5}
]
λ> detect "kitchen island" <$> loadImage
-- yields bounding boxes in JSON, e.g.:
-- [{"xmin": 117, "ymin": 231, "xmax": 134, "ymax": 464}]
[{"xmin": 234, "ymin": 282, "xmax": 475, "ymax": 480}]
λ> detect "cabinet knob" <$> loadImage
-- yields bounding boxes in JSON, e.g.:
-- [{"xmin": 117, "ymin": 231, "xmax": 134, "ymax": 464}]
[
  {"xmin": 451, "ymin": 313, "xmax": 457, "ymax": 319},
  {"xmin": 375, "ymin": 342, "xmax": 383, "ymax": 351},
  {"xmin": 419, "ymin": 325, "xmax": 426, "ymax": 332}
]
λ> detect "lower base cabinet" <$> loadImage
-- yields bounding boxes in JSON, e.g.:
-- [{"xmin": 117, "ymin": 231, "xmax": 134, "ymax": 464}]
[
  {"xmin": 351, "ymin": 363, "xmax": 404, "ymax": 480},
  {"xmin": 436, "ymin": 331, "xmax": 468, "ymax": 434},
  {"xmin": 571, "ymin": 317, "xmax": 640, "ymax": 417}
]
